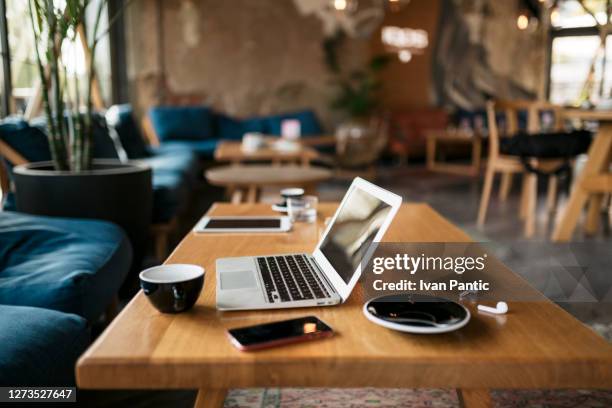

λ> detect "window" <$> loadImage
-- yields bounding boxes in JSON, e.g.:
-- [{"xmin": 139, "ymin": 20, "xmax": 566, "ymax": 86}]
[
  {"xmin": 0, "ymin": 0, "xmax": 114, "ymax": 117},
  {"xmin": 84, "ymin": 0, "xmax": 112, "ymax": 105},
  {"xmin": 550, "ymin": 35, "xmax": 603, "ymax": 105},
  {"xmin": 551, "ymin": 0, "xmax": 607, "ymax": 28},
  {"xmin": 549, "ymin": 0, "xmax": 611, "ymax": 106},
  {"xmin": 0, "ymin": 0, "xmax": 12, "ymax": 117},
  {"xmin": 6, "ymin": 0, "xmax": 37, "ymax": 114}
]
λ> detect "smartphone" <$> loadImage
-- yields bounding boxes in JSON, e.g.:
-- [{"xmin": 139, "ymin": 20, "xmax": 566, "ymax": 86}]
[{"xmin": 227, "ymin": 316, "xmax": 334, "ymax": 351}]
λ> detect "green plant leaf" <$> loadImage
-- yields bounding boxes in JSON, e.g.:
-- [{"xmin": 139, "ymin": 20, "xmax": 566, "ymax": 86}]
[{"xmin": 369, "ymin": 54, "xmax": 391, "ymax": 72}]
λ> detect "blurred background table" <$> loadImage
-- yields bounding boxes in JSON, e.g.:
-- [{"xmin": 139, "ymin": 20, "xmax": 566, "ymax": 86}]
[
  {"xmin": 426, "ymin": 129, "xmax": 482, "ymax": 177},
  {"xmin": 214, "ymin": 140, "xmax": 319, "ymax": 166},
  {"xmin": 205, "ymin": 164, "xmax": 332, "ymax": 203}
]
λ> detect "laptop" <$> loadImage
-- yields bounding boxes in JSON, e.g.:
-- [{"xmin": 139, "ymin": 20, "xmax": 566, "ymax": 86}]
[{"xmin": 216, "ymin": 178, "xmax": 402, "ymax": 311}]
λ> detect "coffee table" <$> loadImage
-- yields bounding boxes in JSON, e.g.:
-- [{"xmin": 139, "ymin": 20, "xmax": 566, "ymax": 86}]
[
  {"xmin": 77, "ymin": 203, "xmax": 612, "ymax": 408},
  {"xmin": 205, "ymin": 164, "xmax": 332, "ymax": 203},
  {"xmin": 214, "ymin": 140, "xmax": 319, "ymax": 166}
]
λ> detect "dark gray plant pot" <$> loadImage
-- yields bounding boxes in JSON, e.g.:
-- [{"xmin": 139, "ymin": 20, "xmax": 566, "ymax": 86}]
[{"xmin": 13, "ymin": 160, "xmax": 153, "ymax": 276}]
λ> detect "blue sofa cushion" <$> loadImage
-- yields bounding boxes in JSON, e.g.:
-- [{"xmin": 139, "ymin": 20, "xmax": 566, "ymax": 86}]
[
  {"xmin": 92, "ymin": 114, "xmax": 121, "ymax": 159},
  {"xmin": 265, "ymin": 110, "xmax": 323, "ymax": 136},
  {"xmin": 0, "ymin": 305, "xmax": 89, "ymax": 386},
  {"xmin": 0, "ymin": 118, "xmax": 51, "ymax": 168},
  {"xmin": 159, "ymin": 139, "xmax": 219, "ymax": 160},
  {"xmin": 0, "ymin": 116, "xmax": 120, "ymax": 176},
  {"xmin": 243, "ymin": 117, "xmax": 268, "ymax": 134},
  {"xmin": 0, "ymin": 212, "xmax": 131, "ymax": 321},
  {"xmin": 30, "ymin": 114, "xmax": 120, "ymax": 160},
  {"xmin": 149, "ymin": 106, "xmax": 213, "ymax": 141},
  {"xmin": 149, "ymin": 143, "xmax": 199, "ymax": 156},
  {"xmin": 216, "ymin": 114, "xmax": 267, "ymax": 140},
  {"xmin": 152, "ymin": 171, "xmax": 190, "ymax": 223},
  {"xmin": 106, "ymin": 104, "xmax": 149, "ymax": 159},
  {"xmin": 216, "ymin": 114, "xmax": 244, "ymax": 140},
  {"xmin": 2, "ymin": 192, "xmax": 16, "ymax": 211},
  {"xmin": 137, "ymin": 148, "xmax": 199, "ymax": 183}
]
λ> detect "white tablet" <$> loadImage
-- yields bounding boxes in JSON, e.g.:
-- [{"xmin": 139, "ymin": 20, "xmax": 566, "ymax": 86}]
[{"xmin": 193, "ymin": 216, "xmax": 291, "ymax": 233}]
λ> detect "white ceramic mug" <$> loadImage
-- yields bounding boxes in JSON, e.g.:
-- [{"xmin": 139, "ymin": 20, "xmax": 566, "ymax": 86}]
[{"xmin": 242, "ymin": 132, "xmax": 264, "ymax": 151}]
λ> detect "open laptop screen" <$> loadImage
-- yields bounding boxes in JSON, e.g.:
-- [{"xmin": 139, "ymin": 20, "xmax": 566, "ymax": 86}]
[{"xmin": 319, "ymin": 187, "xmax": 392, "ymax": 284}]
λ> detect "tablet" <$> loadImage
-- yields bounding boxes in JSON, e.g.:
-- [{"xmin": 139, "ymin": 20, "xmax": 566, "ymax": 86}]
[{"xmin": 193, "ymin": 216, "xmax": 291, "ymax": 233}]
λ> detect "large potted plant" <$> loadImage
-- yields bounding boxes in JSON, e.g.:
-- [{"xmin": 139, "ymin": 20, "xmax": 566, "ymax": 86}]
[
  {"xmin": 328, "ymin": 52, "xmax": 390, "ymax": 168},
  {"xmin": 12, "ymin": 0, "xmax": 151, "ymax": 269},
  {"xmin": 330, "ymin": 55, "xmax": 389, "ymax": 122}
]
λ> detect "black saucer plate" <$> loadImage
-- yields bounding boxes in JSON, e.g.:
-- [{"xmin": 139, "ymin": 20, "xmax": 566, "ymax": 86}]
[{"xmin": 363, "ymin": 294, "xmax": 470, "ymax": 334}]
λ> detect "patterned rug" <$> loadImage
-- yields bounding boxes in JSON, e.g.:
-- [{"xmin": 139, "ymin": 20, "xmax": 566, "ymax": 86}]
[
  {"xmin": 224, "ymin": 388, "xmax": 457, "ymax": 408},
  {"xmin": 223, "ymin": 388, "xmax": 612, "ymax": 408}
]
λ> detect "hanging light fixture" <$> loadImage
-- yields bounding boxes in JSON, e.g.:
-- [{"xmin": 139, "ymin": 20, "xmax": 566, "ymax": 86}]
[
  {"xmin": 516, "ymin": 0, "xmax": 547, "ymax": 32},
  {"xmin": 331, "ymin": 0, "xmax": 358, "ymax": 13},
  {"xmin": 381, "ymin": 26, "xmax": 428, "ymax": 63},
  {"xmin": 550, "ymin": 8, "xmax": 559, "ymax": 25},
  {"xmin": 517, "ymin": 13, "xmax": 529, "ymax": 30},
  {"xmin": 333, "ymin": 0, "xmax": 348, "ymax": 11},
  {"xmin": 398, "ymin": 50, "xmax": 412, "ymax": 63}
]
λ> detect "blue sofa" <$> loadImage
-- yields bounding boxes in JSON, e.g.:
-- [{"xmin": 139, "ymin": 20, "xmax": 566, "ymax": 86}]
[
  {"xmin": 0, "ymin": 211, "xmax": 132, "ymax": 386},
  {"xmin": 148, "ymin": 106, "xmax": 324, "ymax": 160},
  {"xmin": 0, "ymin": 305, "xmax": 89, "ymax": 386},
  {"xmin": 0, "ymin": 212, "xmax": 132, "ymax": 320},
  {"xmin": 0, "ymin": 116, "xmax": 118, "ymax": 211},
  {"xmin": 106, "ymin": 105, "xmax": 199, "ymax": 224},
  {"xmin": 0, "ymin": 111, "xmax": 198, "ymax": 225}
]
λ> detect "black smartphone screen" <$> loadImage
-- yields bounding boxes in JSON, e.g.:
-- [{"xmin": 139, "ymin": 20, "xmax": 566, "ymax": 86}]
[
  {"xmin": 228, "ymin": 316, "xmax": 333, "ymax": 348},
  {"xmin": 205, "ymin": 218, "xmax": 281, "ymax": 229}
]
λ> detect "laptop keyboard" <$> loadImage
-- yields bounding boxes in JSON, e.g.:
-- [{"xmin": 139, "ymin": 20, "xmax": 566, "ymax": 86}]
[{"xmin": 257, "ymin": 255, "xmax": 331, "ymax": 303}]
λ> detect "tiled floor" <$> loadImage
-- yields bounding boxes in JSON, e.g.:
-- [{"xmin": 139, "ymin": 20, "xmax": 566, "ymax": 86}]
[{"xmin": 78, "ymin": 165, "xmax": 612, "ymax": 408}]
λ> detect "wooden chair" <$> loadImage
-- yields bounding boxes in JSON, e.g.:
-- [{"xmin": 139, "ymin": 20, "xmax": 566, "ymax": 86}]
[
  {"xmin": 0, "ymin": 140, "xmax": 27, "ymax": 209},
  {"xmin": 477, "ymin": 100, "xmax": 566, "ymax": 237},
  {"xmin": 141, "ymin": 115, "xmax": 161, "ymax": 147},
  {"xmin": 553, "ymin": 109, "xmax": 612, "ymax": 240}
]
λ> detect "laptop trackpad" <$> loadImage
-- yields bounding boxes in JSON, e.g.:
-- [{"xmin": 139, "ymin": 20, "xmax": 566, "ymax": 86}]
[{"xmin": 220, "ymin": 270, "xmax": 258, "ymax": 290}]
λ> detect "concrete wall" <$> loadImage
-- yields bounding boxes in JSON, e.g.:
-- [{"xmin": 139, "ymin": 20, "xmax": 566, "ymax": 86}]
[
  {"xmin": 125, "ymin": 0, "xmax": 369, "ymax": 128},
  {"xmin": 125, "ymin": 0, "xmax": 546, "ymax": 125}
]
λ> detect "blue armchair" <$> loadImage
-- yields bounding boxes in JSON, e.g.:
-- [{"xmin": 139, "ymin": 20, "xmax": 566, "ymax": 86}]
[
  {"xmin": 0, "ymin": 212, "xmax": 132, "ymax": 321},
  {"xmin": 0, "ymin": 305, "xmax": 89, "ymax": 386},
  {"xmin": 0, "ymin": 110, "xmax": 201, "ymax": 260},
  {"xmin": 0, "ymin": 211, "xmax": 132, "ymax": 386}
]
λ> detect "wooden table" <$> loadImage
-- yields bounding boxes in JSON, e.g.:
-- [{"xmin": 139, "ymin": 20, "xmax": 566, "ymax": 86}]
[
  {"xmin": 214, "ymin": 140, "xmax": 319, "ymax": 166},
  {"xmin": 426, "ymin": 129, "xmax": 482, "ymax": 176},
  {"xmin": 205, "ymin": 165, "xmax": 332, "ymax": 203},
  {"xmin": 552, "ymin": 110, "xmax": 612, "ymax": 241},
  {"xmin": 77, "ymin": 203, "xmax": 612, "ymax": 407}
]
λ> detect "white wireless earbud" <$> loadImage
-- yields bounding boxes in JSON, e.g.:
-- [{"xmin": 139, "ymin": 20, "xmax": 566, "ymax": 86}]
[{"xmin": 477, "ymin": 301, "xmax": 508, "ymax": 315}]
